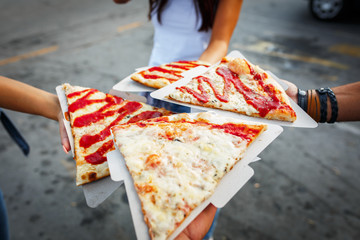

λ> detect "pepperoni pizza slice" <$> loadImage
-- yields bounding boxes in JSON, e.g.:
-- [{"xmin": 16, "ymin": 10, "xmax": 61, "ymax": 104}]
[
  {"xmin": 130, "ymin": 60, "xmax": 210, "ymax": 89},
  {"xmin": 62, "ymin": 83, "xmax": 173, "ymax": 186},
  {"xmin": 111, "ymin": 113, "xmax": 267, "ymax": 240},
  {"xmin": 167, "ymin": 57, "xmax": 297, "ymax": 122}
]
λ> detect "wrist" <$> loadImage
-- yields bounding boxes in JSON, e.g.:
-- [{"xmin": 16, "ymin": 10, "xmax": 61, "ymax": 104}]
[
  {"xmin": 41, "ymin": 94, "xmax": 60, "ymax": 121},
  {"xmin": 301, "ymin": 88, "xmax": 338, "ymax": 123}
]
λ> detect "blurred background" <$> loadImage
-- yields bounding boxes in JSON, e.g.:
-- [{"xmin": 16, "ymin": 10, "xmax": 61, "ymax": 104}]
[{"xmin": 0, "ymin": 0, "xmax": 359, "ymax": 239}]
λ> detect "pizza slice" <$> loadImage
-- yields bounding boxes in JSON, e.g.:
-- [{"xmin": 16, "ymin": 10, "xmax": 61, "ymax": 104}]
[
  {"xmin": 62, "ymin": 83, "xmax": 173, "ymax": 186},
  {"xmin": 167, "ymin": 57, "xmax": 297, "ymax": 122},
  {"xmin": 111, "ymin": 113, "xmax": 267, "ymax": 240},
  {"xmin": 131, "ymin": 60, "xmax": 210, "ymax": 89}
]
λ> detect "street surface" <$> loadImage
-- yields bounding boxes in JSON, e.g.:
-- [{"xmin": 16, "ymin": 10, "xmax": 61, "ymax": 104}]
[{"xmin": 0, "ymin": 0, "xmax": 360, "ymax": 239}]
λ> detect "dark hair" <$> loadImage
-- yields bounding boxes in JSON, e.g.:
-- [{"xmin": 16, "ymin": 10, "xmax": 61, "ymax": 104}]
[{"xmin": 148, "ymin": 0, "xmax": 218, "ymax": 32}]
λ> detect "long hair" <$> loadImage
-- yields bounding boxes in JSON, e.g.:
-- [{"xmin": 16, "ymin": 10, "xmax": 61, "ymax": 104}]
[{"xmin": 148, "ymin": 0, "xmax": 219, "ymax": 32}]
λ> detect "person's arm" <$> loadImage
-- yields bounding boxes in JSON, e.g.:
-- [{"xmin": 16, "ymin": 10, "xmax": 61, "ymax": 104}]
[
  {"xmin": 0, "ymin": 76, "xmax": 59, "ymax": 120},
  {"xmin": 284, "ymin": 80, "xmax": 360, "ymax": 122},
  {"xmin": 0, "ymin": 76, "xmax": 70, "ymax": 152},
  {"xmin": 330, "ymin": 82, "xmax": 360, "ymax": 121},
  {"xmin": 198, "ymin": 0, "xmax": 243, "ymax": 64}
]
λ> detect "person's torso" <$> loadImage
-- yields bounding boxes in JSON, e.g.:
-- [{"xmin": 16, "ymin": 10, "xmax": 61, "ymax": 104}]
[{"xmin": 149, "ymin": 0, "xmax": 212, "ymax": 66}]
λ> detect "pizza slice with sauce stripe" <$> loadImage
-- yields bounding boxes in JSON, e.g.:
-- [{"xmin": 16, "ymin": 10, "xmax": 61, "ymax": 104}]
[
  {"xmin": 111, "ymin": 113, "xmax": 267, "ymax": 240},
  {"xmin": 130, "ymin": 60, "xmax": 210, "ymax": 89},
  {"xmin": 62, "ymin": 83, "xmax": 173, "ymax": 186},
  {"xmin": 167, "ymin": 57, "xmax": 297, "ymax": 122}
]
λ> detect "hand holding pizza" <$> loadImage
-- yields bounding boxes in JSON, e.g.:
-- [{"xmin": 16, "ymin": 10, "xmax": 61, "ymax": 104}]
[
  {"xmin": 176, "ymin": 204, "xmax": 217, "ymax": 240},
  {"xmin": 282, "ymin": 80, "xmax": 298, "ymax": 104},
  {"xmin": 57, "ymin": 111, "xmax": 71, "ymax": 153},
  {"xmin": 283, "ymin": 80, "xmax": 360, "ymax": 122}
]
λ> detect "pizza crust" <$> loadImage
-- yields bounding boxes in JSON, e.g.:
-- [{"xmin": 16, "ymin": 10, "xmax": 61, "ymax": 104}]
[{"xmin": 131, "ymin": 73, "xmax": 172, "ymax": 89}]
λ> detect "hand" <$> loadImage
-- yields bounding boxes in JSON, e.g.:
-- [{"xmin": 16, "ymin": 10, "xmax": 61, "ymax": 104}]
[
  {"xmin": 282, "ymin": 79, "xmax": 298, "ymax": 104},
  {"xmin": 57, "ymin": 111, "xmax": 71, "ymax": 153},
  {"xmin": 175, "ymin": 204, "xmax": 217, "ymax": 240}
]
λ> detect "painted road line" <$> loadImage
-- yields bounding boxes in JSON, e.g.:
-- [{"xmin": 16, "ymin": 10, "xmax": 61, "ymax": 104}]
[
  {"xmin": 0, "ymin": 45, "xmax": 59, "ymax": 66},
  {"xmin": 0, "ymin": 21, "xmax": 143, "ymax": 67},
  {"xmin": 71, "ymin": 21, "xmax": 145, "ymax": 50},
  {"xmin": 117, "ymin": 21, "xmax": 143, "ymax": 33},
  {"xmin": 233, "ymin": 42, "xmax": 349, "ymax": 70},
  {"xmin": 330, "ymin": 44, "xmax": 360, "ymax": 58}
]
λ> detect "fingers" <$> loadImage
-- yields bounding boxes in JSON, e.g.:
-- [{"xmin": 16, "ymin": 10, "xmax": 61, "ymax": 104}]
[
  {"xmin": 198, "ymin": 203, "xmax": 217, "ymax": 224},
  {"xmin": 57, "ymin": 112, "xmax": 71, "ymax": 153},
  {"xmin": 281, "ymin": 79, "xmax": 298, "ymax": 103},
  {"xmin": 175, "ymin": 204, "xmax": 218, "ymax": 240}
]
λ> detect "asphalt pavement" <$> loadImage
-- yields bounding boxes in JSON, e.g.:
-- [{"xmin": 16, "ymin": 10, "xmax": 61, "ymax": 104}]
[{"xmin": 0, "ymin": 0, "xmax": 360, "ymax": 239}]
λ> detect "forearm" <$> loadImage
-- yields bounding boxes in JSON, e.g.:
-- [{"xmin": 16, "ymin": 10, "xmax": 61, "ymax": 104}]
[
  {"xmin": 285, "ymin": 80, "xmax": 360, "ymax": 122},
  {"xmin": 0, "ymin": 76, "xmax": 60, "ymax": 121},
  {"xmin": 199, "ymin": 0, "xmax": 243, "ymax": 64},
  {"xmin": 198, "ymin": 41, "xmax": 228, "ymax": 64},
  {"xmin": 331, "ymin": 82, "xmax": 360, "ymax": 121}
]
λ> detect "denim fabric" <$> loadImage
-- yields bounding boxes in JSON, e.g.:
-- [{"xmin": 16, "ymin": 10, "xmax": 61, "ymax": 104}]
[{"xmin": 0, "ymin": 190, "xmax": 9, "ymax": 240}]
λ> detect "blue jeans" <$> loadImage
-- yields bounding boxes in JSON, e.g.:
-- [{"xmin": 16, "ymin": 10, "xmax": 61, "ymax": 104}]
[{"xmin": 0, "ymin": 190, "xmax": 9, "ymax": 240}]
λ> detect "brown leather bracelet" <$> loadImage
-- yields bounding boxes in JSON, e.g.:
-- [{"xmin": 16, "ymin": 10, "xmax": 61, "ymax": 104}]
[{"xmin": 307, "ymin": 89, "xmax": 321, "ymax": 122}]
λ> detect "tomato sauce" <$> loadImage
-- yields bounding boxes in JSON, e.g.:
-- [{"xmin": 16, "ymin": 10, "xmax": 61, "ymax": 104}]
[
  {"xmin": 140, "ymin": 66, "xmax": 182, "ymax": 80},
  {"xmin": 79, "ymin": 101, "xmax": 142, "ymax": 149},
  {"xmin": 139, "ymin": 61, "xmax": 209, "ymax": 82},
  {"xmin": 176, "ymin": 64, "xmax": 288, "ymax": 117},
  {"xmin": 211, "ymin": 123, "xmax": 261, "ymax": 144},
  {"xmin": 68, "ymin": 89, "xmax": 165, "ymax": 165},
  {"xmin": 84, "ymin": 140, "xmax": 114, "ymax": 165}
]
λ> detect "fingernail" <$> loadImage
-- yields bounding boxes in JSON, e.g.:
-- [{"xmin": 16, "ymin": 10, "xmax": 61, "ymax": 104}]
[{"xmin": 62, "ymin": 145, "xmax": 69, "ymax": 153}]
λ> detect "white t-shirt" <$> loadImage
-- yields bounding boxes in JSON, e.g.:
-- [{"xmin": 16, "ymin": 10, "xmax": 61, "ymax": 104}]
[{"xmin": 148, "ymin": 0, "xmax": 212, "ymax": 66}]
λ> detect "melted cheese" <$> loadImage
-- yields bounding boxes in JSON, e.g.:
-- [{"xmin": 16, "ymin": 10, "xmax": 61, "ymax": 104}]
[
  {"xmin": 168, "ymin": 58, "xmax": 293, "ymax": 119},
  {"xmin": 113, "ymin": 122, "xmax": 249, "ymax": 240},
  {"xmin": 168, "ymin": 63, "xmax": 259, "ymax": 115}
]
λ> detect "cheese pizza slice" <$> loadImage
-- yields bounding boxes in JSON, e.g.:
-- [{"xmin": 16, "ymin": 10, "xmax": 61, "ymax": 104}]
[
  {"xmin": 131, "ymin": 60, "xmax": 210, "ymax": 89},
  {"xmin": 167, "ymin": 57, "xmax": 297, "ymax": 122},
  {"xmin": 62, "ymin": 83, "xmax": 173, "ymax": 186},
  {"xmin": 111, "ymin": 113, "xmax": 267, "ymax": 240}
]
